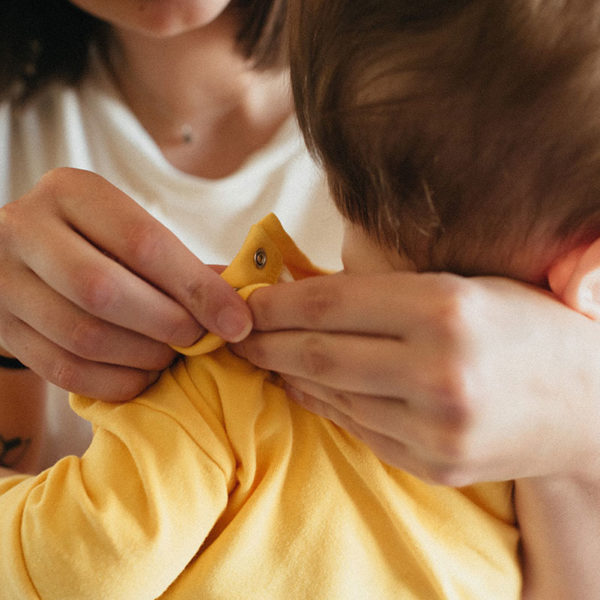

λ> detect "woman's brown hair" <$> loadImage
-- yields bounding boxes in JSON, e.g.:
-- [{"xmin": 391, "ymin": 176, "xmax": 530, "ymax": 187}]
[{"xmin": 0, "ymin": 0, "xmax": 288, "ymax": 104}]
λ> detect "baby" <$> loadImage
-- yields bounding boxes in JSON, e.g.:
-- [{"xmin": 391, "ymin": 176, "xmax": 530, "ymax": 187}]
[{"xmin": 3, "ymin": 0, "xmax": 599, "ymax": 598}]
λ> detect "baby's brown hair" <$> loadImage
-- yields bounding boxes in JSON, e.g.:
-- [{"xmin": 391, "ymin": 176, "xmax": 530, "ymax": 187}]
[{"xmin": 290, "ymin": 0, "xmax": 600, "ymax": 282}]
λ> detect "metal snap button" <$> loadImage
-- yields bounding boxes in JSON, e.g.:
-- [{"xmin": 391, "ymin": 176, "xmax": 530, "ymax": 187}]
[{"xmin": 253, "ymin": 248, "xmax": 267, "ymax": 269}]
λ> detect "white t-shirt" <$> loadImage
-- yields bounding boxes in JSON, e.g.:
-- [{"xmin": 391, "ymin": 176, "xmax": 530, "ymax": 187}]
[{"xmin": 0, "ymin": 57, "xmax": 344, "ymax": 467}]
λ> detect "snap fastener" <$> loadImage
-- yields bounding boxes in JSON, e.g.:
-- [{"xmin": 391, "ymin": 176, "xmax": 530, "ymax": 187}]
[{"xmin": 253, "ymin": 248, "xmax": 267, "ymax": 269}]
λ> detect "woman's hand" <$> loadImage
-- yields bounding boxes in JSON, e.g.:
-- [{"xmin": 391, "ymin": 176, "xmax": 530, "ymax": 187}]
[
  {"xmin": 232, "ymin": 271, "xmax": 600, "ymax": 485},
  {"xmin": 0, "ymin": 168, "xmax": 252, "ymax": 401}
]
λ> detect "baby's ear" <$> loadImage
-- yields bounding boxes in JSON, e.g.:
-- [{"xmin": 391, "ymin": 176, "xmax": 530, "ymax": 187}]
[{"xmin": 547, "ymin": 238, "xmax": 600, "ymax": 320}]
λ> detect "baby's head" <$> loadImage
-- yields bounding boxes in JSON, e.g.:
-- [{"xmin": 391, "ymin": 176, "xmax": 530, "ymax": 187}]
[{"xmin": 289, "ymin": 0, "xmax": 600, "ymax": 315}]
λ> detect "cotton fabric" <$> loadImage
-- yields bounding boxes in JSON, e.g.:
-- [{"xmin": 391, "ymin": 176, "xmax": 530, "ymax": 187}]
[
  {"xmin": 0, "ymin": 215, "xmax": 520, "ymax": 600},
  {"xmin": 0, "ymin": 53, "xmax": 344, "ymax": 464}
]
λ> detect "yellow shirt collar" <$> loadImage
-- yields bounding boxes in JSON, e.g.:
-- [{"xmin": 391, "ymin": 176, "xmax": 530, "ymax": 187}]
[{"xmin": 174, "ymin": 213, "xmax": 326, "ymax": 356}]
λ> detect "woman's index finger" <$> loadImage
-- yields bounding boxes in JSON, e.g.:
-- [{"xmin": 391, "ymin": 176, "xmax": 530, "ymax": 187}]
[{"xmin": 246, "ymin": 271, "xmax": 449, "ymax": 335}]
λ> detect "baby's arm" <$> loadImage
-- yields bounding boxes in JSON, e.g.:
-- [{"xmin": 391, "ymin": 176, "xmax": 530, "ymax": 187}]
[
  {"xmin": 516, "ymin": 474, "xmax": 600, "ymax": 599},
  {"xmin": 0, "ymin": 362, "xmax": 233, "ymax": 600}
]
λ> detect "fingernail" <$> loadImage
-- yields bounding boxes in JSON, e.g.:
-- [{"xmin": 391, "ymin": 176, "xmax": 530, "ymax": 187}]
[{"xmin": 216, "ymin": 306, "xmax": 252, "ymax": 342}]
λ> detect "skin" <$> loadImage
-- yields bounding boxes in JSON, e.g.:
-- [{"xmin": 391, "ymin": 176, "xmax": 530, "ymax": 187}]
[
  {"xmin": 0, "ymin": 0, "xmax": 293, "ymax": 399},
  {"xmin": 0, "ymin": 169, "xmax": 250, "ymax": 399},
  {"xmin": 68, "ymin": 0, "xmax": 233, "ymax": 38},
  {"xmin": 1, "ymin": 2, "xmax": 599, "ymax": 591},
  {"xmin": 0, "ymin": 369, "xmax": 45, "ymax": 475},
  {"xmin": 235, "ymin": 224, "xmax": 600, "ymax": 486},
  {"xmin": 233, "ymin": 223, "xmax": 600, "ymax": 598},
  {"xmin": 0, "ymin": 1, "xmax": 597, "ymax": 594}
]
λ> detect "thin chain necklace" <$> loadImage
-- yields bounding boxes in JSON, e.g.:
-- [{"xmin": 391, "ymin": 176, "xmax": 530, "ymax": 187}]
[{"xmin": 103, "ymin": 44, "xmax": 196, "ymax": 147}]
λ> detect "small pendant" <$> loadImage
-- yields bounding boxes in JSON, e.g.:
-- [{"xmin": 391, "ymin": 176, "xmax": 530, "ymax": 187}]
[{"xmin": 181, "ymin": 124, "xmax": 193, "ymax": 144}]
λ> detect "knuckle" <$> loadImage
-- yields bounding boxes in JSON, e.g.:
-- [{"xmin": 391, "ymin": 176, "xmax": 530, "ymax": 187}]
[
  {"xmin": 431, "ymin": 366, "xmax": 474, "ymax": 428},
  {"xmin": 34, "ymin": 167, "xmax": 72, "ymax": 199},
  {"xmin": 75, "ymin": 267, "xmax": 120, "ymax": 314},
  {"xmin": 298, "ymin": 335, "xmax": 334, "ymax": 377},
  {"xmin": 66, "ymin": 317, "xmax": 107, "ymax": 358},
  {"xmin": 49, "ymin": 358, "xmax": 82, "ymax": 392},
  {"xmin": 420, "ymin": 372, "xmax": 481, "ymax": 466},
  {"xmin": 0, "ymin": 170, "xmax": 73, "ymax": 251},
  {"xmin": 183, "ymin": 276, "xmax": 212, "ymax": 314},
  {"xmin": 0, "ymin": 201, "xmax": 25, "ymax": 250},
  {"xmin": 33, "ymin": 168, "xmax": 104, "ymax": 216},
  {"xmin": 428, "ymin": 275, "xmax": 479, "ymax": 340},
  {"xmin": 299, "ymin": 279, "xmax": 340, "ymax": 325},
  {"xmin": 248, "ymin": 289, "xmax": 278, "ymax": 328},
  {"xmin": 425, "ymin": 418, "xmax": 481, "ymax": 480},
  {"xmin": 124, "ymin": 221, "xmax": 163, "ymax": 265}
]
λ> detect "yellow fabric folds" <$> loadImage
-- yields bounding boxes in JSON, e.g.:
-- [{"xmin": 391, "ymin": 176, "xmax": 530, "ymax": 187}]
[{"xmin": 0, "ymin": 214, "xmax": 520, "ymax": 599}]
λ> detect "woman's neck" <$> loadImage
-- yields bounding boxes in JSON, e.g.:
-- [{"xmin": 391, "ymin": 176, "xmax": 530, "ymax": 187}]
[{"xmin": 106, "ymin": 10, "xmax": 292, "ymax": 178}]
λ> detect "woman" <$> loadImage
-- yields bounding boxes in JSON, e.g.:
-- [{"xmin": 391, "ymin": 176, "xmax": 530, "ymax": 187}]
[{"xmin": 0, "ymin": 0, "xmax": 344, "ymax": 467}]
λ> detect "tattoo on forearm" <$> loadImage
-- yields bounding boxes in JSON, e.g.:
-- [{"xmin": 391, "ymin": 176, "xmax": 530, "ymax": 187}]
[{"xmin": 0, "ymin": 434, "xmax": 31, "ymax": 468}]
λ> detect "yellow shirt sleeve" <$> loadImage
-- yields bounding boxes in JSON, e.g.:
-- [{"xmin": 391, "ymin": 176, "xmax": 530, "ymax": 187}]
[
  {"xmin": 0, "ymin": 363, "xmax": 235, "ymax": 600},
  {"xmin": 0, "ymin": 214, "xmax": 313, "ymax": 600}
]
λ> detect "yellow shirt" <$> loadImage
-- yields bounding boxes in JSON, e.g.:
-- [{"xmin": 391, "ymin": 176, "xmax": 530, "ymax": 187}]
[{"xmin": 0, "ymin": 215, "xmax": 520, "ymax": 599}]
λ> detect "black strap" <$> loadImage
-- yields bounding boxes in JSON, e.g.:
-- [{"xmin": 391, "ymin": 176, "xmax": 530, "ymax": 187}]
[{"xmin": 0, "ymin": 355, "xmax": 28, "ymax": 369}]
